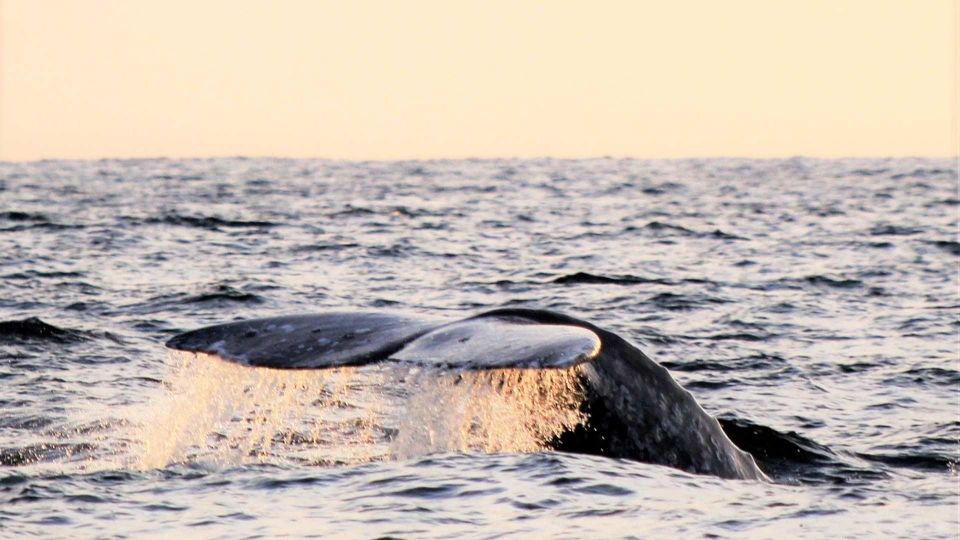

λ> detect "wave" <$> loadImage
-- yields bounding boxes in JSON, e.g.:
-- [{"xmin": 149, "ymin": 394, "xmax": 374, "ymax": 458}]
[
  {"xmin": 801, "ymin": 276, "xmax": 864, "ymax": 289},
  {"xmin": 716, "ymin": 417, "xmax": 884, "ymax": 483},
  {"xmin": 330, "ymin": 205, "xmax": 452, "ymax": 219},
  {"xmin": 928, "ymin": 240, "xmax": 960, "ymax": 256},
  {"xmin": 2, "ymin": 270, "xmax": 85, "ymax": 280},
  {"xmin": 869, "ymin": 224, "xmax": 925, "ymax": 236},
  {"xmin": 184, "ymin": 285, "xmax": 265, "ymax": 305},
  {"xmin": 125, "ymin": 285, "xmax": 266, "ymax": 315},
  {"xmin": 646, "ymin": 292, "xmax": 731, "ymax": 311},
  {"xmin": 0, "ymin": 211, "xmax": 49, "ymax": 222},
  {"xmin": 890, "ymin": 168, "xmax": 955, "ymax": 179},
  {"xmin": 292, "ymin": 242, "xmax": 361, "ymax": 253},
  {"xmin": 762, "ymin": 275, "xmax": 864, "ymax": 291},
  {"xmin": 552, "ymin": 272, "xmax": 716, "ymax": 287},
  {"xmin": 719, "ymin": 417, "xmax": 958, "ymax": 482},
  {"xmin": 662, "ymin": 353, "xmax": 789, "ymax": 373},
  {"xmin": 141, "ymin": 213, "xmax": 277, "ymax": 230},
  {"xmin": 847, "ymin": 168, "xmax": 889, "ymax": 177},
  {"xmin": 0, "ymin": 318, "xmax": 87, "ymax": 344},
  {"xmin": 626, "ymin": 221, "xmax": 746, "ymax": 240},
  {"xmin": 0, "ymin": 442, "xmax": 97, "ymax": 467},
  {"xmin": 855, "ymin": 451, "xmax": 956, "ymax": 472}
]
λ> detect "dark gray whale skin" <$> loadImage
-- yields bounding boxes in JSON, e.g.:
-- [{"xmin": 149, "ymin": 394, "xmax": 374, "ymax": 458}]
[{"xmin": 166, "ymin": 308, "xmax": 768, "ymax": 481}]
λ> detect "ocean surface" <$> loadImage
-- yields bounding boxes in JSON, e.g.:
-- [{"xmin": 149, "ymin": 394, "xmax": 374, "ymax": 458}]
[{"xmin": 0, "ymin": 156, "xmax": 957, "ymax": 538}]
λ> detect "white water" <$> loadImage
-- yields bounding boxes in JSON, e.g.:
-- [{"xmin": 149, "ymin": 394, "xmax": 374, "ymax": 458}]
[{"xmin": 133, "ymin": 353, "xmax": 587, "ymax": 470}]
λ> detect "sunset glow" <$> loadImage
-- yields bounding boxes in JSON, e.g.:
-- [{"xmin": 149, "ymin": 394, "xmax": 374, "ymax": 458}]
[{"xmin": 1, "ymin": 0, "xmax": 956, "ymax": 161}]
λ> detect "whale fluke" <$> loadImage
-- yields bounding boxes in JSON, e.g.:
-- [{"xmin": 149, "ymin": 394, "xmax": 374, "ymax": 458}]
[
  {"xmin": 165, "ymin": 308, "xmax": 769, "ymax": 481},
  {"xmin": 390, "ymin": 315, "xmax": 601, "ymax": 369},
  {"xmin": 165, "ymin": 312, "xmax": 437, "ymax": 369},
  {"xmin": 166, "ymin": 311, "xmax": 602, "ymax": 370}
]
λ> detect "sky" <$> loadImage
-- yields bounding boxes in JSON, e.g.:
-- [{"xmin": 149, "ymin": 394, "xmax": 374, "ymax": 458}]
[{"xmin": 1, "ymin": 0, "xmax": 956, "ymax": 161}]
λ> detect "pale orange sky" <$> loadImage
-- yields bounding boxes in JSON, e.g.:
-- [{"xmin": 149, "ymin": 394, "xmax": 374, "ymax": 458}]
[{"xmin": 1, "ymin": 0, "xmax": 957, "ymax": 161}]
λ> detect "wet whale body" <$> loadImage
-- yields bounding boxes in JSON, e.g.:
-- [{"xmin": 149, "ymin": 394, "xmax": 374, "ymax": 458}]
[{"xmin": 166, "ymin": 308, "xmax": 769, "ymax": 481}]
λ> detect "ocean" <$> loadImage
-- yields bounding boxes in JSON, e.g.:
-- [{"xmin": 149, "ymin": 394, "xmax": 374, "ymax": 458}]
[{"xmin": 0, "ymin": 156, "xmax": 957, "ymax": 538}]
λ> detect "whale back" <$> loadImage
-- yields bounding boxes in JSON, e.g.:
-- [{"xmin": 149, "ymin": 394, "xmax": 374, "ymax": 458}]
[{"xmin": 576, "ymin": 331, "xmax": 768, "ymax": 480}]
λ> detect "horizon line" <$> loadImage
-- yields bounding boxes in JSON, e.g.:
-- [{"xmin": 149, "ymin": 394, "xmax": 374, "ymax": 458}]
[{"xmin": 2, "ymin": 153, "xmax": 958, "ymax": 166}]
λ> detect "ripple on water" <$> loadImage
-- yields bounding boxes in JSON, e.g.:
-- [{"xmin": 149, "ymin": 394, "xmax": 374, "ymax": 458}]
[{"xmin": 0, "ymin": 157, "xmax": 956, "ymax": 538}]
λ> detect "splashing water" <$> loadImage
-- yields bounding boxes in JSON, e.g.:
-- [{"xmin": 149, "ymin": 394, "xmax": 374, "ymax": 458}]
[
  {"xmin": 390, "ymin": 367, "xmax": 586, "ymax": 459},
  {"xmin": 133, "ymin": 353, "xmax": 382, "ymax": 468},
  {"xmin": 132, "ymin": 353, "xmax": 588, "ymax": 469}
]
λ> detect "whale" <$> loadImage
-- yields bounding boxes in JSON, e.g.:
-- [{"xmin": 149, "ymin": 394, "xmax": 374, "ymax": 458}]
[{"xmin": 165, "ymin": 308, "xmax": 769, "ymax": 481}]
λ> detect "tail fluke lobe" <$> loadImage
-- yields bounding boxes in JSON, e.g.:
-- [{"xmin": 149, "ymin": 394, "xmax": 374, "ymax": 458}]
[
  {"xmin": 165, "ymin": 311, "xmax": 602, "ymax": 371},
  {"xmin": 165, "ymin": 312, "xmax": 437, "ymax": 368}
]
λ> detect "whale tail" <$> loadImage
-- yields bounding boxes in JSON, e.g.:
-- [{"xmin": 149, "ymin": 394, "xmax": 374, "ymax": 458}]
[
  {"xmin": 165, "ymin": 309, "xmax": 769, "ymax": 481},
  {"xmin": 165, "ymin": 310, "xmax": 602, "ymax": 370}
]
